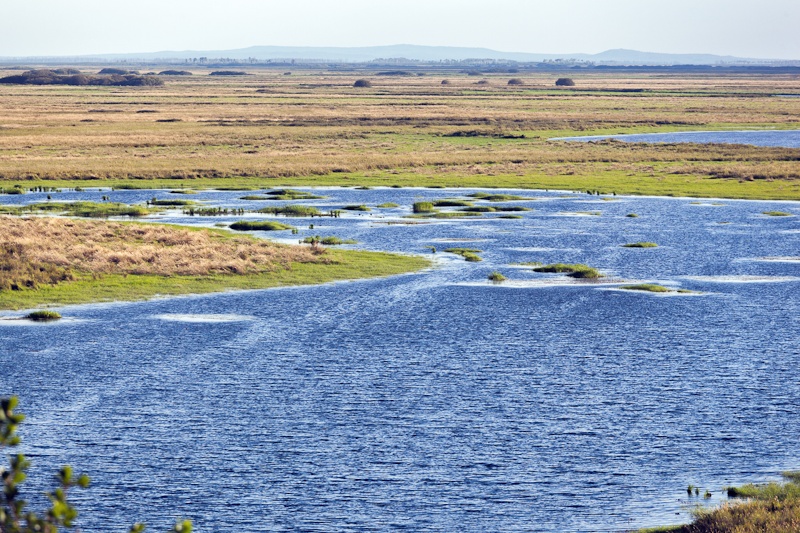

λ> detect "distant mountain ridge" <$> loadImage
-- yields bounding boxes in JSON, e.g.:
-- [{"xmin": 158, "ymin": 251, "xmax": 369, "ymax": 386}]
[{"xmin": 1, "ymin": 45, "xmax": 790, "ymax": 65}]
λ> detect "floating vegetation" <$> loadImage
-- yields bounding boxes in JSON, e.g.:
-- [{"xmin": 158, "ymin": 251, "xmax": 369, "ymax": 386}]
[
  {"xmin": 239, "ymin": 195, "xmax": 272, "ymax": 200},
  {"xmin": 169, "ymin": 189, "xmax": 197, "ymax": 195},
  {"xmin": 25, "ymin": 310, "xmax": 61, "ymax": 321},
  {"xmin": 444, "ymin": 248, "xmax": 483, "ymax": 262},
  {"xmin": 148, "ymin": 198, "xmax": 196, "ymax": 207},
  {"xmin": 488, "ymin": 271, "xmax": 507, "ymax": 282},
  {"xmin": 468, "ymin": 192, "xmax": 532, "ymax": 202},
  {"xmin": 533, "ymin": 263, "xmax": 602, "ymax": 279},
  {"xmin": 301, "ymin": 236, "xmax": 357, "ymax": 245},
  {"xmin": 625, "ymin": 213, "xmax": 639, "ymax": 218},
  {"xmin": 433, "ymin": 199, "xmax": 474, "ymax": 207},
  {"xmin": 343, "ymin": 204, "xmax": 371, "ymax": 211},
  {"xmin": 619, "ymin": 284, "xmax": 694, "ymax": 294},
  {"xmin": 266, "ymin": 189, "xmax": 325, "ymax": 200},
  {"xmin": 408, "ymin": 211, "xmax": 483, "ymax": 219},
  {"xmin": 184, "ymin": 207, "xmax": 246, "ymax": 216},
  {"xmin": 513, "ymin": 261, "xmax": 543, "ymax": 266},
  {"xmin": 461, "ymin": 206, "xmax": 495, "ymax": 213},
  {"xmin": 376, "ymin": 202, "xmax": 399, "ymax": 208},
  {"xmin": 229, "ymin": 221, "xmax": 295, "ymax": 231},
  {"xmin": 763, "ymin": 211, "xmax": 793, "ymax": 216},
  {"xmin": 498, "ymin": 215, "xmax": 523, "ymax": 219},
  {"xmin": 412, "ymin": 201, "xmax": 435, "ymax": 213},
  {"xmin": 257, "ymin": 205, "xmax": 322, "ymax": 217},
  {"xmin": 622, "ymin": 242, "xmax": 659, "ymax": 248}
]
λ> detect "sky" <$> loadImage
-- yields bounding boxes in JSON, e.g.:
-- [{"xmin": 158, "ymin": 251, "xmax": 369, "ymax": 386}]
[{"xmin": 2, "ymin": 0, "xmax": 799, "ymax": 59}]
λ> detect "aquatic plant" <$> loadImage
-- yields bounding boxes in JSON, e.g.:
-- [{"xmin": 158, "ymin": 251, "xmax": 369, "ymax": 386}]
[
  {"xmin": 626, "ymin": 213, "xmax": 639, "ymax": 218},
  {"xmin": 433, "ymin": 199, "xmax": 474, "ymax": 207},
  {"xmin": 25, "ymin": 310, "xmax": 61, "ymax": 321},
  {"xmin": 488, "ymin": 271, "xmax": 507, "ymax": 282},
  {"xmin": 301, "ymin": 236, "xmax": 357, "ymax": 245},
  {"xmin": 229, "ymin": 221, "xmax": 295, "ymax": 231},
  {"xmin": 619, "ymin": 284, "xmax": 671, "ymax": 293},
  {"xmin": 412, "ymin": 202, "xmax": 436, "ymax": 213},
  {"xmin": 343, "ymin": 204, "xmax": 371, "ymax": 211},
  {"xmin": 257, "ymin": 205, "xmax": 321, "ymax": 217},
  {"xmin": 444, "ymin": 248, "xmax": 483, "ymax": 262},
  {"xmin": 148, "ymin": 198, "xmax": 196, "ymax": 207},
  {"xmin": 533, "ymin": 263, "xmax": 602, "ymax": 279},
  {"xmin": 762, "ymin": 211, "xmax": 793, "ymax": 216},
  {"xmin": 468, "ymin": 192, "xmax": 531, "ymax": 202},
  {"xmin": 622, "ymin": 242, "xmax": 659, "ymax": 248},
  {"xmin": 377, "ymin": 202, "xmax": 399, "ymax": 208}
]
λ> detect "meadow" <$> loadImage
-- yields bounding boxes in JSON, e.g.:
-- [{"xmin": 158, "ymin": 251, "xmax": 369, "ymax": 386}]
[{"xmin": 0, "ymin": 68, "xmax": 798, "ymax": 199}]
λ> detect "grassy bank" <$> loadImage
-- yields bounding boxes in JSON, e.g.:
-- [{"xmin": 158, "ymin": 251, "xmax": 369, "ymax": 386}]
[
  {"xmin": 639, "ymin": 472, "xmax": 800, "ymax": 533},
  {"xmin": 0, "ymin": 249, "xmax": 428, "ymax": 310},
  {"xmin": 0, "ymin": 217, "xmax": 429, "ymax": 310}
]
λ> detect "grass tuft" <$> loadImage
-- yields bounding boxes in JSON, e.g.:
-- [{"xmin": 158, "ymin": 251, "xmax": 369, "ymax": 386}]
[
  {"xmin": 622, "ymin": 242, "xmax": 659, "ymax": 248},
  {"xmin": 229, "ymin": 221, "xmax": 295, "ymax": 231},
  {"xmin": 533, "ymin": 263, "xmax": 602, "ymax": 279},
  {"xmin": 25, "ymin": 310, "xmax": 61, "ymax": 321}
]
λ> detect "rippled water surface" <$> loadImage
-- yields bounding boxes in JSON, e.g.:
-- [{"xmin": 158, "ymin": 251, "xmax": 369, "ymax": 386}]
[
  {"xmin": 553, "ymin": 129, "xmax": 800, "ymax": 148},
  {"xmin": 2, "ymin": 187, "xmax": 800, "ymax": 532}
]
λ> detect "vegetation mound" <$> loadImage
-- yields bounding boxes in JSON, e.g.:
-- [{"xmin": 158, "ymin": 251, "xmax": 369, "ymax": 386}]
[
  {"xmin": 301, "ymin": 236, "xmax": 357, "ymax": 245},
  {"xmin": 412, "ymin": 201, "xmax": 436, "ymax": 213},
  {"xmin": 468, "ymin": 192, "xmax": 532, "ymax": 202},
  {"xmin": 444, "ymin": 248, "xmax": 483, "ymax": 262},
  {"xmin": 343, "ymin": 204, "xmax": 370, "ymax": 211},
  {"xmin": 620, "ymin": 284, "xmax": 671, "ymax": 293},
  {"xmin": 376, "ymin": 71, "xmax": 413, "ymax": 76},
  {"xmin": 533, "ymin": 263, "xmax": 602, "ymax": 279},
  {"xmin": 488, "ymin": 271, "xmax": 507, "ymax": 282},
  {"xmin": 229, "ymin": 221, "xmax": 295, "ymax": 231},
  {"xmin": 25, "ymin": 310, "xmax": 61, "ymax": 321},
  {"xmin": 0, "ymin": 69, "xmax": 164, "ymax": 86},
  {"xmin": 353, "ymin": 79, "xmax": 372, "ymax": 88},
  {"xmin": 507, "ymin": 78, "xmax": 525, "ymax": 86},
  {"xmin": 763, "ymin": 211, "xmax": 793, "ymax": 216},
  {"xmin": 622, "ymin": 242, "xmax": 659, "ymax": 248},
  {"xmin": 257, "ymin": 205, "xmax": 321, "ymax": 217},
  {"xmin": 0, "ymin": 201, "xmax": 153, "ymax": 218},
  {"xmin": 241, "ymin": 189, "xmax": 324, "ymax": 201},
  {"xmin": 98, "ymin": 68, "xmax": 135, "ymax": 75},
  {"xmin": 159, "ymin": 70, "xmax": 193, "ymax": 76},
  {"xmin": 555, "ymin": 78, "xmax": 576, "ymax": 87}
]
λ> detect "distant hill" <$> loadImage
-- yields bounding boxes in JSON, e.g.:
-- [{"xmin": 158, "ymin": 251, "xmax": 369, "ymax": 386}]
[{"xmin": 0, "ymin": 45, "xmax": 789, "ymax": 66}]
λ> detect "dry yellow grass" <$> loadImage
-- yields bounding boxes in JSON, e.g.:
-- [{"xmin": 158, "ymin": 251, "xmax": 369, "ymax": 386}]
[
  {"xmin": 0, "ymin": 70, "xmax": 797, "ymax": 184},
  {"xmin": 0, "ymin": 216, "xmax": 322, "ymax": 290}
]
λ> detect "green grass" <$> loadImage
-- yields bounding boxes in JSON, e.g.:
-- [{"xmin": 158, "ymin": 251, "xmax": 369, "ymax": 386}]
[
  {"xmin": 444, "ymin": 248, "xmax": 483, "ymax": 262},
  {"xmin": 468, "ymin": 192, "xmax": 533, "ymax": 202},
  {"xmin": 25, "ymin": 310, "xmax": 61, "ymax": 321},
  {"xmin": 301, "ymin": 236, "xmax": 358, "ymax": 245},
  {"xmin": 229, "ymin": 221, "xmax": 295, "ymax": 231},
  {"xmin": 257, "ymin": 205, "xmax": 321, "ymax": 217},
  {"xmin": 149, "ymin": 198, "xmax": 196, "ymax": 207},
  {"xmin": 0, "ymin": 250, "xmax": 430, "ymax": 310},
  {"xmin": 622, "ymin": 242, "xmax": 659, "ymax": 248},
  {"xmin": 762, "ymin": 211, "xmax": 793, "ymax": 216},
  {"xmin": 412, "ymin": 201, "xmax": 436, "ymax": 213},
  {"xmin": 620, "ymin": 284, "xmax": 671, "ymax": 293},
  {"xmin": 343, "ymin": 204, "xmax": 370, "ymax": 211},
  {"xmin": 376, "ymin": 202, "xmax": 399, "ymax": 208},
  {"xmin": 533, "ymin": 263, "xmax": 602, "ymax": 279},
  {"xmin": 488, "ymin": 271, "xmax": 507, "ymax": 282},
  {"xmin": 433, "ymin": 199, "xmax": 474, "ymax": 207},
  {"xmin": 262, "ymin": 189, "xmax": 325, "ymax": 200}
]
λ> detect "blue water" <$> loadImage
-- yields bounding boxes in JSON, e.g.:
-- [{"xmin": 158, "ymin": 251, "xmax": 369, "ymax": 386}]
[
  {"xmin": 2, "ymin": 188, "xmax": 800, "ymax": 532},
  {"xmin": 552, "ymin": 129, "xmax": 800, "ymax": 148}
]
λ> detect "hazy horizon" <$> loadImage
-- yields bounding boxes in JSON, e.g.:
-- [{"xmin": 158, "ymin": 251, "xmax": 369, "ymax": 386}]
[{"xmin": 2, "ymin": 0, "xmax": 799, "ymax": 60}]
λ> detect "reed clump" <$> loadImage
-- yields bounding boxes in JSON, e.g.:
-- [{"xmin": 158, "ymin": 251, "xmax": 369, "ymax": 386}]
[
  {"xmin": 25, "ymin": 310, "xmax": 61, "ymax": 321},
  {"xmin": 622, "ymin": 242, "xmax": 659, "ymax": 248},
  {"xmin": 229, "ymin": 221, "xmax": 295, "ymax": 231},
  {"xmin": 533, "ymin": 263, "xmax": 602, "ymax": 279}
]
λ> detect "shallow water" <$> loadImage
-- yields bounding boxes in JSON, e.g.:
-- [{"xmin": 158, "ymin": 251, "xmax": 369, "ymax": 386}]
[
  {"xmin": 2, "ymin": 187, "xmax": 800, "ymax": 532},
  {"xmin": 552, "ymin": 129, "xmax": 800, "ymax": 148}
]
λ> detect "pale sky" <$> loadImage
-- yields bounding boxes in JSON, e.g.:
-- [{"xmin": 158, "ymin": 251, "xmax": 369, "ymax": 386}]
[{"xmin": 2, "ymin": 0, "xmax": 799, "ymax": 59}]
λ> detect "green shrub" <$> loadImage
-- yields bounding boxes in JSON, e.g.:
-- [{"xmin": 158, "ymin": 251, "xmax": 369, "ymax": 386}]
[
  {"xmin": 377, "ymin": 202, "xmax": 399, "ymax": 208},
  {"xmin": 257, "ymin": 205, "xmax": 321, "ymax": 217},
  {"xmin": 555, "ymin": 78, "xmax": 576, "ymax": 87},
  {"xmin": 488, "ymin": 271, "xmax": 507, "ymax": 282}
]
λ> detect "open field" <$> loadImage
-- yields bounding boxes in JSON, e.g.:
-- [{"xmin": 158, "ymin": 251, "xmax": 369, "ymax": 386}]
[
  {"xmin": 1, "ymin": 69, "xmax": 799, "ymax": 199},
  {"xmin": 0, "ymin": 216, "xmax": 429, "ymax": 310}
]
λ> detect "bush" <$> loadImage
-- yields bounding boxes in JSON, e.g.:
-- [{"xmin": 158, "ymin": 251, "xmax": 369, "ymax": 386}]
[
  {"xmin": 353, "ymin": 79, "xmax": 372, "ymax": 88},
  {"xmin": 533, "ymin": 263, "xmax": 602, "ymax": 279},
  {"xmin": 441, "ymin": 80, "xmax": 451, "ymax": 85},
  {"xmin": 555, "ymin": 78, "xmax": 576, "ymax": 87},
  {"xmin": 25, "ymin": 310, "xmax": 62, "ymax": 321},
  {"xmin": 98, "ymin": 67, "xmax": 133, "ymax": 75},
  {"xmin": 209, "ymin": 71, "xmax": 249, "ymax": 76},
  {"xmin": 229, "ymin": 221, "xmax": 295, "ymax": 231},
  {"xmin": 507, "ymin": 78, "xmax": 525, "ymax": 86},
  {"xmin": 158, "ymin": 70, "xmax": 193, "ymax": 76}
]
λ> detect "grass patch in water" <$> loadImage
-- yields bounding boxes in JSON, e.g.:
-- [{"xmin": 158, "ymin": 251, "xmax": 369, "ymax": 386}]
[
  {"xmin": 25, "ymin": 310, "xmax": 61, "ymax": 321},
  {"xmin": 412, "ymin": 201, "xmax": 436, "ymax": 213},
  {"xmin": 488, "ymin": 271, "xmax": 507, "ymax": 282},
  {"xmin": 229, "ymin": 221, "xmax": 295, "ymax": 231},
  {"xmin": 433, "ymin": 199, "xmax": 474, "ymax": 207},
  {"xmin": 620, "ymin": 283, "xmax": 671, "ymax": 293},
  {"xmin": 343, "ymin": 204, "xmax": 371, "ymax": 211},
  {"xmin": 257, "ymin": 205, "xmax": 321, "ymax": 217},
  {"xmin": 376, "ymin": 202, "xmax": 399, "ymax": 208},
  {"xmin": 622, "ymin": 242, "xmax": 659, "ymax": 248},
  {"xmin": 533, "ymin": 263, "xmax": 602, "ymax": 279},
  {"xmin": 762, "ymin": 211, "xmax": 793, "ymax": 216},
  {"xmin": 0, "ymin": 201, "xmax": 154, "ymax": 218},
  {"xmin": 148, "ymin": 198, "xmax": 196, "ymax": 206},
  {"xmin": 444, "ymin": 248, "xmax": 483, "ymax": 262},
  {"xmin": 626, "ymin": 213, "xmax": 640, "ymax": 217},
  {"xmin": 498, "ymin": 214, "xmax": 523, "ymax": 219}
]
